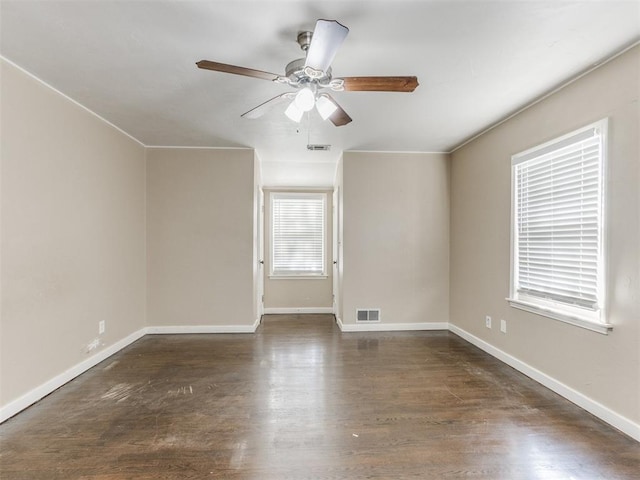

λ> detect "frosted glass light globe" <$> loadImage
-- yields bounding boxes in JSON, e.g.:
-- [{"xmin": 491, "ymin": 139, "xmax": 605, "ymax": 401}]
[
  {"xmin": 316, "ymin": 95, "xmax": 338, "ymax": 120},
  {"xmin": 284, "ymin": 101, "xmax": 304, "ymax": 122},
  {"xmin": 294, "ymin": 88, "xmax": 315, "ymax": 112}
]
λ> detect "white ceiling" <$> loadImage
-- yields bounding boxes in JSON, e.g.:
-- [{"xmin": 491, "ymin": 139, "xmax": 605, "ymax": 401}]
[{"xmin": 2, "ymin": 1, "xmax": 639, "ymax": 186}]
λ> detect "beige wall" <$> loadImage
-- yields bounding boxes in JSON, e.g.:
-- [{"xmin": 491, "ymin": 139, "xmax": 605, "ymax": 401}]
[
  {"xmin": 262, "ymin": 188, "xmax": 333, "ymax": 310},
  {"xmin": 0, "ymin": 60, "xmax": 146, "ymax": 406},
  {"xmin": 341, "ymin": 152, "xmax": 450, "ymax": 325},
  {"xmin": 146, "ymin": 148, "xmax": 256, "ymax": 327},
  {"xmin": 450, "ymin": 46, "xmax": 639, "ymax": 423}
]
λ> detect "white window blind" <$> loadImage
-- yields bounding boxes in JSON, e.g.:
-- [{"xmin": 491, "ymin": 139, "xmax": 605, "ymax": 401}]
[
  {"xmin": 511, "ymin": 120, "xmax": 607, "ymax": 325},
  {"xmin": 271, "ymin": 193, "xmax": 325, "ymax": 275}
]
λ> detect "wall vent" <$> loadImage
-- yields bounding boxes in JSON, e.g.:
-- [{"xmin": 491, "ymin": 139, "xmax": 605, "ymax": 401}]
[
  {"xmin": 356, "ymin": 309, "xmax": 381, "ymax": 322},
  {"xmin": 307, "ymin": 144, "xmax": 331, "ymax": 151}
]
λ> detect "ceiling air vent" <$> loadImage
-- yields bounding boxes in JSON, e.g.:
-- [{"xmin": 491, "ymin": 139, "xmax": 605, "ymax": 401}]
[
  {"xmin": 307, "ymin": 144, "xmax": 331, "ymax": 151},
  {"xmin": 356, "ymin": 309, "xmax": 381, "ymax": 322}
]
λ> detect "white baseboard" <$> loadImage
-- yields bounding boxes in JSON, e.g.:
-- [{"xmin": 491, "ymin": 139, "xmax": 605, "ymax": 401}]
[
  {"xmin": 263, "ymin": 307, "xmax": 334, "ymax": 314},
  {"xmin": 0, "ymin": 320, "xmax": 260, "ymax": 423},
  {"xmin": 448, "ymin": 323, "xmax": 640, "ymax": 442},
  {"xmin": 338, "ymin": 321, "xmax": 449, "ymax": 332},
  {"xmin": 4, "ymin": 318, "xmax": 638, "ymax": 443},
  {"xmin": 0, "ymin": 327, "xmax": 147, "ymax": 423},
  {"xmin": 146, "ymin": 320, "xmax": 259, "ymax": 335}
]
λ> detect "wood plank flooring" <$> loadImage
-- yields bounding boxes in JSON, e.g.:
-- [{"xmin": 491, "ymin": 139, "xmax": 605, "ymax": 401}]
[{"xmin": 1, "ymin": 314, "xmax": 638, "ymax": 479}]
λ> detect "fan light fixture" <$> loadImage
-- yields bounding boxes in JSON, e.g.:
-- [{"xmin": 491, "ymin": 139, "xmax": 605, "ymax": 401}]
[
  {"xmin": 285, "ymin": 91, "xmax": 338, "ymax": 123},
  {"xmin": 284, "ymin": 102, "xmax": 304, "ymax": 122},
  {"xmin": 316, "ymin": 95, "xmax": 338, "ymax": 120},
  {"xmin": 285, "ymin": 87, "xmax": 316, "ymax": 123},
  {"xmin": 294, "ymin": 87, "xmax": 315, "ymax": 111}
]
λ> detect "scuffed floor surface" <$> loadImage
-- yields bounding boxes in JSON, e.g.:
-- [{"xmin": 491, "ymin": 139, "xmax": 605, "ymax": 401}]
[{"xmin": 1, "ymin": 314, "xmax": 639, "ymax": 479}]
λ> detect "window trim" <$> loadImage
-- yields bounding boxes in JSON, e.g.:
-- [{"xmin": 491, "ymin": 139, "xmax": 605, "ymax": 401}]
[
  {"xmin": 270, "ymin": 192, "xmax": 327, "ymax": 278},
  {"xmin": 508, "ymin": 118, "xmax": 611, "ymax": 334}
]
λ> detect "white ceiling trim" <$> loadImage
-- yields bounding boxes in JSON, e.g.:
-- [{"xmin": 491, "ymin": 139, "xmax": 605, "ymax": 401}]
[
  {"xmin": 450, "ymin": 39, "xmax": 640, "ymax": 153},
  {"xmin": 146, "ymin": 145, "xmax": 254, "ymax": 150},
  {"xmin": 1, "ymin": 54, "xmax": 146, "ymax": 148},
  {"xmin": 6, "ymin": 36, "xmax": 637, "ymax": 160}
]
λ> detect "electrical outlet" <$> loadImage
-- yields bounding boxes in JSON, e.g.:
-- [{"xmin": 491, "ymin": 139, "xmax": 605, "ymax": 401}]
[
  {"xmin": 500, "ymin": 319, "xmax": 507, "ymax": 333},
  {"xmin": 485, "ymin": 316, "xmax": 492, "ymax": 329},
  {"xmin": 99, "ymin": 320, "xmax": 105, "ymax": 335}
]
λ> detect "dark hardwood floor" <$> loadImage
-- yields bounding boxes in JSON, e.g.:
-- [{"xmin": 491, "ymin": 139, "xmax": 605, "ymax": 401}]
[{"xmin": 1, "ymin": 314, "xmax": 638, "ymax": 479}]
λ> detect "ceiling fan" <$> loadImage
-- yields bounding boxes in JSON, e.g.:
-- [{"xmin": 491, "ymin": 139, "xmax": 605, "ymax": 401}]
[{"xmin": 196, "ymin": 19, "xmax": 419, "ymax": 127}]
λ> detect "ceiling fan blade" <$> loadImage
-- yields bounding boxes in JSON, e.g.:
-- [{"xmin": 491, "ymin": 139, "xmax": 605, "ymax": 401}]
[
  {"xmin": 241, "ymin": 93, "xmax": 295, "ymax": 119},
  {"xmin": 196, "ymin": 60, "xmax": 280, "ymax": 82},
  {"xmin": 323, "ymin": 94, "xmax": 352, "ymax": 127},
  {"xmin": 304, "ymin": 20, "xmax": 349, "ymax": 74},
  {"xmin": 341, "ymin": 76, "xmax": 419, "ymax": 92}
]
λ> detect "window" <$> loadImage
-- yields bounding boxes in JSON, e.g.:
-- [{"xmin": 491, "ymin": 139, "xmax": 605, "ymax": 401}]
[
  {"xmin": 509, "ymin": 119, "xmax": 611, "ymax": 333},
  {"xmin": 271, "ymin": 192, "xmax": 326, "ymax": 277}
]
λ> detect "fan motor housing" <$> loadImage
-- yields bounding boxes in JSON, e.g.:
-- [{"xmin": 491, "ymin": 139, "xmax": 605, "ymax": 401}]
[{"xmin": 285, "ymin": 58, "xmax": 332, "ymax": 85}]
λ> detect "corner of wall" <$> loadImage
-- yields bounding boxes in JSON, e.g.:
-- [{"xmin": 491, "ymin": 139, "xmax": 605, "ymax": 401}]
[{"xmin": 448, "ymin": 45, "xmax": 640, "ymax": 431}]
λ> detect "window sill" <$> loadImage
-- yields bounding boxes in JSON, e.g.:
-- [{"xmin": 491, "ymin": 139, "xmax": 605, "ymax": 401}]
[
  {"xmin": 506, "ymin": 298, "xmax": 612, "ymax": 335},
  {"xmin": 269, "ymin": 275, "xmax": 328, "ymax": 280}
]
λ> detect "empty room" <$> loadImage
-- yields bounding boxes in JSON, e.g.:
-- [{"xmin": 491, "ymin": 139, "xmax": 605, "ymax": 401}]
[{"xmin": 1, "ymin": 1, "xmax": 639, "ymax": 478}]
